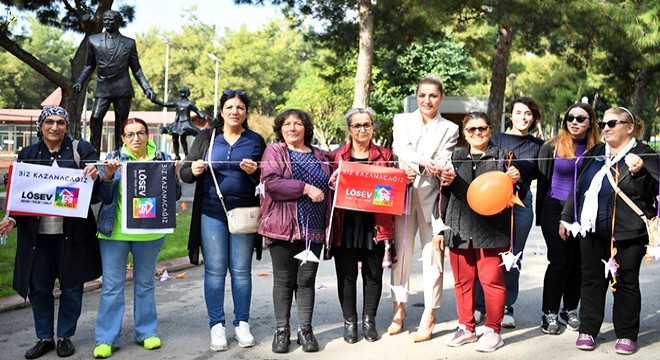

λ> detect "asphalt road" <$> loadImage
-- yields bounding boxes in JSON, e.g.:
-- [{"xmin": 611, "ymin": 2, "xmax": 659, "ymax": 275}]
[{"xmin": 1, "ymin": 194, "xmax": 660, "ymax": 359}]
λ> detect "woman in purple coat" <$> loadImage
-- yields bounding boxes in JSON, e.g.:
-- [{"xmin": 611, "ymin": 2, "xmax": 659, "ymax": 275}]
[{"xmin": 259, "ymin": 109, "xmax": 332, "ymax": 354}]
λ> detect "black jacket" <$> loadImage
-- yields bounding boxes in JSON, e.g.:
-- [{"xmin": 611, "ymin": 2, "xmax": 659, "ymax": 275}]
[
  {"xmin": 440, "ymin": 144, "xmax": 527, "ymax": 249},
  {"xmin": 12, "ymin": 137, "xmax": 102, "ymax": 298},
  {"xmin": 561, "ymin": 142, "xmax": 659, "ymax": 241},
  {"xmin": 535, "ymin": 141, "xmax": 555, "ymax": 226},
  {"xmin": 180, "ymin": 127, "xmax": 264, "ymax": 265}
]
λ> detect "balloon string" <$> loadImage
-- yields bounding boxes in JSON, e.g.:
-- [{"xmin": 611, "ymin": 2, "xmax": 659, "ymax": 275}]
[
  {"xmin": 398, "ymin": 185, "xmax": 411, "ymax": 286},
  {"xmin": 506, "ymin": 151, "xmax": 514, "ymax": 170},
  {"xmin": 510, "ymin": 205, "xmax": 515, "ymax": 253}
]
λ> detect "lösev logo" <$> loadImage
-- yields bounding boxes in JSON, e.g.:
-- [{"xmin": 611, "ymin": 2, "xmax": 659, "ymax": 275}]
[
  {"xmin": 372, "ymin": 185, "xmax": 394, "ymax": 206},
  {"xmin": 133, "ymin": 197, "xmax": 156, "ymax": 219},
  {"xmin": 54, "ymin": 187, "xmax": 80, "ymax": 208}
]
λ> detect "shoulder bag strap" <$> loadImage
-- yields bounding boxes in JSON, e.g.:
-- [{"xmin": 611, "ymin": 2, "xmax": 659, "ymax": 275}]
[
  {"xmin": 606, "ymin": 169, "xmax": 647, "ymax": 221},
  {"xmin": 207, "ymin": 128, "xmax": 230, "ymax": 214}
]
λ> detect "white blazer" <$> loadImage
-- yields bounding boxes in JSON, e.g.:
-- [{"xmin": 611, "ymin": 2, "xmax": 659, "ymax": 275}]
[{"xmin": 392, "ymin": 109, "xmax": 459, "ymax": 220}]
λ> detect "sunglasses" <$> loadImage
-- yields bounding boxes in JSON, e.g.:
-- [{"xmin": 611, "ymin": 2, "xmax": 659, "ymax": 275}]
[
  {"xmin": 223, "ymin": 89, "xmax": 246, "ymax": 96},
  {"xmin": 465, "ymin": 126, "xmax": 490, "ymax": 134},
  {"xmin": 350, "ymin": 122, "xmax": 373, "ymax": 131},
  {"xmin": 565, "ymin": 115, "xmax": 589, "ymax": 123},
  {"xmin": 598, "ymin": 120, "xmax": 629, "ymax": 130}
]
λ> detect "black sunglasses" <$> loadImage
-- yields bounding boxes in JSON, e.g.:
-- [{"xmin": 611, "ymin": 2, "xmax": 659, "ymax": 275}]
[
  {"xmin": 598, "ymin": 120, "xmax": 629, "ymax": 130},
  {"xmin": 223, "ymin": 89, "xmax": 246, "ymax": 96},
  {"xmin": 565, "ymin": 114, "xmax": 589, "ymax": 123},
  {"xmin": 465, "ymin": 126, "xmax": 490, "ymax": 134}
]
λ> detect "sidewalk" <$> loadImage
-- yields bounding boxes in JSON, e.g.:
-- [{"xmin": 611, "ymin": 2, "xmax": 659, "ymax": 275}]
[
  {"xmin": 1, "ymin": 220, "xmax": 659, "ymax": 359},
  {"xmin": 0, "ymin": 256, "xmax": 196, "ymax": 313}
]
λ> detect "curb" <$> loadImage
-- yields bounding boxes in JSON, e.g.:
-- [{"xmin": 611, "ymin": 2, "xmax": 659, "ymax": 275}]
[{"xmin": 0, "ymin": 256, "xmax": 196, "ymax": 314}]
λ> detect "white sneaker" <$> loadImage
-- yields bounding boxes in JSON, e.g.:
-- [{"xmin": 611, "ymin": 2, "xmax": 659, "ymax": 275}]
[
  {"xmin": 502, "ymin": 312, "xmax": 516, "ymax": 328},
  {"xmin": 445, "ymin": 325, "xmax": 478, "ymax": 347},
  {"xmin": 234, "ymin": 321, "xmax": 256, "ymax": 348},
  {"xmin": 475, "ymin": 328, "xmax": 504, "ymax": 352},
  {"xmin": 474, "ymin": 310, "xmax": 484, "ymax": 324},
  {"xmin": 210, "ymin": 323, "xmax": 228, "ymax": 351}
]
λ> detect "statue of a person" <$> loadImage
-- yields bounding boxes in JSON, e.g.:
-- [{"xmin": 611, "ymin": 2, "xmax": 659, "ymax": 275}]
[
  {"xmin": 73, "ymin": 9, "xmax": 155, "ymax": 152},
  {"xmin": 152, "ymin": 86, "xmax": 210, "ymax": 160}
]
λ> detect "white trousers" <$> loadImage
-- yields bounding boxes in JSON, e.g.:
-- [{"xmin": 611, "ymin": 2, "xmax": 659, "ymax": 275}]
[{"xmin": 390, "ymin": 187, "xmax": 444, "ymax": 308}]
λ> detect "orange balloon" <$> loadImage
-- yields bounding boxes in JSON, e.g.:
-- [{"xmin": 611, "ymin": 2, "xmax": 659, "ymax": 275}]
[{"xmin": 467, "ymin": 171, "xmax": 514, "ymax": 216}]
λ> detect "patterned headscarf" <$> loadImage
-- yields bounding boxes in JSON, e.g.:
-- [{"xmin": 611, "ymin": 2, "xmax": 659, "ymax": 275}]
[{"xmin": 37, "ymin": 106, "xmax": 70, "ymax": 140}]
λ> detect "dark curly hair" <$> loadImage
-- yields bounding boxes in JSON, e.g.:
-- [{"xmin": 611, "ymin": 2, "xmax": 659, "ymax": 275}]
[
  {"xmin": 273, "ymin": 109, "xmax": 314, "ymax": 147},
  {"xmin": 510, "ymin": 96, "xmax": 542, "ymax": 129},
  {"xmin": 215, "ymin": 90, "xmax": 250, "ymax": 132}
]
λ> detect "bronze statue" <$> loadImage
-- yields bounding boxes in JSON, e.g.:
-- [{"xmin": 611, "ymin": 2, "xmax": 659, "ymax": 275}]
[
  {"xmin": 73, "ymin": 9, "xmax": 155, "ymax": 152},
  {"xmin": 152, "ymin": 86, "xmax": 210, "ymax": 160}
]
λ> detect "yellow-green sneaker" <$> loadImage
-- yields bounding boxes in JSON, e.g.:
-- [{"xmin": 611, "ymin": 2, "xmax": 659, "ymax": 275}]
[
  {"xmin": 93, "ymin": 344, "xmax": 115, "ymax": 359},
  {"xmin": 142, "ymin": 336, "xmax": 161, "ymax": 350}
]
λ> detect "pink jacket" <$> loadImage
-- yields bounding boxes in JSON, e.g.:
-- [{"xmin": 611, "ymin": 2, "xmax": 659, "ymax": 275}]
[{"xmin": 258, "ymin": 142, "xmax": 333, "ymax": 242}]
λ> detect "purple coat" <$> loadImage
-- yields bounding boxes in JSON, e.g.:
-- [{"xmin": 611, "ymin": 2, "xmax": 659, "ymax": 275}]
[{"xmin": 258, "ymin": 142, "xmax": 333, "ymax": 242}]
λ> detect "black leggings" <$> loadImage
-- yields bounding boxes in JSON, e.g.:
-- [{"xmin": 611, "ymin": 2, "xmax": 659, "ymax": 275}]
[
  {"xmin": 333, "ymin": 242, "xmax": 385, "ymax": 320},
  {"xmin": 540, "ymin": 196, "xmax": 581, "ymax": 313},
  {"xmin": 269, "ymin": 240, "xmax": 323, "ymax": 329}
]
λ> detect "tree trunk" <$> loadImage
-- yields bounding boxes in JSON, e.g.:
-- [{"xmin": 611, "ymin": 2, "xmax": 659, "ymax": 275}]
[
  {"xmin": 486, "ymin": 24, "xmax": 513, "ymax": 133},
  {"xmin": 352, "ymin": 0, "xmax": 374, "ymax": 108},
  {"xmin": 633, "ymin": 68, "xmax": 651, "ymax": 141}
]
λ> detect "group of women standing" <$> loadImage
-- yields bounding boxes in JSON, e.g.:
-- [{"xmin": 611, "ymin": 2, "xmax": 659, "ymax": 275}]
[{"xmin": 2, "ymin": 75, "xmax": 658, "ymax": 358}]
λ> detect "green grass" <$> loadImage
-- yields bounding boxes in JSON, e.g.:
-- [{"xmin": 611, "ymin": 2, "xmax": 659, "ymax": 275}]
[{"xmin": 0, "ymin": 211, "xmax": 192, "ymax": 298}]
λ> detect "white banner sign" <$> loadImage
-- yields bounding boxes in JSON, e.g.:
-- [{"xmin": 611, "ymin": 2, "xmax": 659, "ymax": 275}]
[{"xmin": 6, "ymin": 162, "xmax": 94, "ymax": 218}]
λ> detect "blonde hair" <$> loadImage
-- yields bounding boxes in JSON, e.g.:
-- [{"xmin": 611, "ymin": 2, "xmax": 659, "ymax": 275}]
[{"xmin": 604, "ymin": 107, "xmax": 644, "ymax": 140}]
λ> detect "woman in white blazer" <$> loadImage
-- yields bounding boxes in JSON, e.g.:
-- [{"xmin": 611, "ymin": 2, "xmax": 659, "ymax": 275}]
[{"xmin": 389, "ymin": 75, "xmax": 459, "ymax": 342}]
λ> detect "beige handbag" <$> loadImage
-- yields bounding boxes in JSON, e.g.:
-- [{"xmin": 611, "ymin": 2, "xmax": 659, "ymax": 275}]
[{"xmin": 208, "ymin": 128, "xmax": 261, "ymax": 234}]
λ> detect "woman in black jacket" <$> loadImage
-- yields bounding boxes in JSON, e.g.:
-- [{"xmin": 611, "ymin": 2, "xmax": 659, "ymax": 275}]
[
  {"xmin": 560, "ymin": 107, "xmax": 658, "ymax": 355},
  {"xmin": 0, "ymin": 106, "xmax": 101, "ymax": 359},
  {"xmin": 536, "ymin": 103, "xmax": 599, "ymax": 335},
  {"xmin": 436, "ymin": 112, "xmax": 524, "ymax": 353}
]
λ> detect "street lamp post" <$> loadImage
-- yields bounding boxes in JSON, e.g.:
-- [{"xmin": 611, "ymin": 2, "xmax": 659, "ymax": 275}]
[
  {"xmin": 207, "ymin": 53, "xmax": 220, "ymax": 119},
  {"xmin": 158, "ymin": 35, "xmax": 171, "ymax": 153}
]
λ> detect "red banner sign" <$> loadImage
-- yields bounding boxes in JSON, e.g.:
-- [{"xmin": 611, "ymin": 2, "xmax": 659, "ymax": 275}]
[{"xmin": 333, "ymin": 161, "xmax": 407, "ymax": 215}]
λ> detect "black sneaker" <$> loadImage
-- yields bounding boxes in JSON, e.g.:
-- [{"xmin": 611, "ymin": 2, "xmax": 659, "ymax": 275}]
[
  {"xmin": 56, "ymin": 338, "xmax": 75, "ymax": 357},
  {"xmin": 25, "ymin": 339, "xmax": 55, "ymax": 359},
  {"xmin": 297, "ymin": 327, "xmax": 319, "ymax": 352},
  {"xmin": 271, "ymin": 327, "xmax": 291, "ymax": 354},
  {"xmin": 560, "ymin": 309, "xmax": 580, "ymax": 331},
  {"xmin": 541, "ymin": 313, "xmax": 560, "ymax": 335}
]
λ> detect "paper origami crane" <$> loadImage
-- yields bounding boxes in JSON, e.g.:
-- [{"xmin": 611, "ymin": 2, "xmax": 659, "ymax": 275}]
[
  {"xmin": 431, "ymin": 214, "xmax": 451, "ymax": 236},
  {"xmin": 646, "ymin": 245, "xmax": 660, "ymax": 261},
  {"xmin": 499, "ymin": 251, "xmax": 522, "ymax": 272},
  {"xmin": 294, "ymin": 249, "xmax": 320, "ymax": 265},
  {"xmin": 560, "ymin": 220, "xmax": 582, "ymax": 238},
  {"xmin": 388, "ymin": 283, "xmax": 409, "ymax": 304},
  {"xmin": 602, "ymin": 256, "xmax": 619, "ymax": 279}
]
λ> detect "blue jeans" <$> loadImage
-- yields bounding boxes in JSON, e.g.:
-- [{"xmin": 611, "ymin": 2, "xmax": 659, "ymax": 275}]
[
  {"xmin": 29, "ymin": 235, "xmax": 83, "ymax": 339},
  {"xmin": 201, "ymin": 214, "xmax": 255, "ymax": 328},
  {"xmin": 476, "ymin": 190, "xmax": 534, "ymax": 312},
  {"xmin": 96, "ymin": 238, "xmax": 164, "ymax": 346}
]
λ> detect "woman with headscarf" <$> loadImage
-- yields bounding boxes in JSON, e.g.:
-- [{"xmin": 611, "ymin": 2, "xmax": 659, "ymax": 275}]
[{"xmin": 0, "ymin": 106, "xmax": 102, "ymax": 359}]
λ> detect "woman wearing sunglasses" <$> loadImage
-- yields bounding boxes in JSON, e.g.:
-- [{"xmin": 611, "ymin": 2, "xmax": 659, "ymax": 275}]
[
  {"xmin": 537, "ymin": 103, "xmax": 599, "ymax": 335},
  {"xmin": 477, "ymin": 96, "xmax": 544, "ymax": 328},
  {"xmin": 560, "ymin": 107, "xmax": 658, "ymax": 354},
  {"xmin": 180, "ymin": 90, "xmax": 266, "ymax": 351},
  {"xmin": 328, "ymin": 108, "xmax": 395, "ymax": 343},
  {"xmin": 94, "ymin": 118, "xmax": 180, "ymax": 358},
  {"xmin": 436, "ymin": 112, "xmax": 524, "ymax": 352}
]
